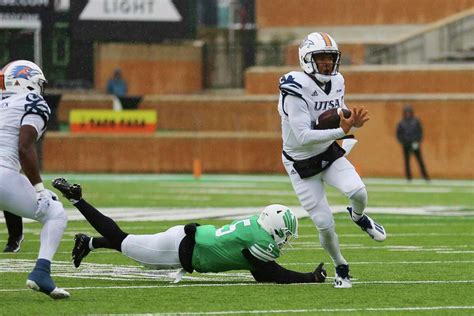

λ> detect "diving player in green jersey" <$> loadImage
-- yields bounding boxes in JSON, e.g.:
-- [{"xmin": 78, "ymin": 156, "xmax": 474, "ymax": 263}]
[{"xmin": 53, "ymin": 178, "xmax": 327, "ymax": 284}]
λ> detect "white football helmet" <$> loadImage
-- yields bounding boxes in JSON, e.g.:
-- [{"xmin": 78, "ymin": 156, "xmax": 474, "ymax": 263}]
[
  {"xmin": 0, "ymin": 60, "xmax": 47, "ymax": 94},
  {"xmin": 298, "ymin": 32, "xmax": 341, "ymax": 83},
  {"xmin": 257, "ymin": 204, "xmax": 298, "ymax": 248}
]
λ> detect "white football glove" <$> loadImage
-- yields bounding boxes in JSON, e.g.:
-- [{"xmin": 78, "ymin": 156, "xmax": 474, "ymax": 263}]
[{"xmin": 34, "ymin": 183, "xmax": 58, "ymax": 220}]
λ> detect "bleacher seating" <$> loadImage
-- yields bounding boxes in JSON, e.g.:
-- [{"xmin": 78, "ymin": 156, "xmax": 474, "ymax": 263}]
[{"xmin": 41, "ymin": 1, "xmax": 474, "ymax": 179}]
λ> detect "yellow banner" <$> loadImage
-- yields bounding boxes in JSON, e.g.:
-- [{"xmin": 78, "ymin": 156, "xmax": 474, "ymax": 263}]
[{"xmin": 70, "ymin": 110, "xmax": 157, "ymax": 133}]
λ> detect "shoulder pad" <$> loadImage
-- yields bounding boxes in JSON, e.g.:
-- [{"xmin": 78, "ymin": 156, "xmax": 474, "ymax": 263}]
[
  {"xmin": 334, "ymin": 73, "xmax": 345, "ymax": 83},
  {"xmin": 279, "ymin": 72, "xmax": 304, "ymax": 97},
  {"xmin": 22, "ymin": 93, "xmax": 51, "ymax": 129}
]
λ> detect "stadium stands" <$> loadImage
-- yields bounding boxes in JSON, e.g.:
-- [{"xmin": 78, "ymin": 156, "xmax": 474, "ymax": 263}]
[
  {"xmin": 41, "ymin": 2, "xmax": 474, "ymax": 179},
  {"xmin": 245, "ymin": 64, "xmax": 474, "ymax": 94},
  {"xmin": 44, "ymin": 94, "xmax": 474, "ymax": 178}
]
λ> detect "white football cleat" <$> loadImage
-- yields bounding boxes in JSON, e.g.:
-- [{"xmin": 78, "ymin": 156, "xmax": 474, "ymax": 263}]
[
  {"xmin": 334, "ymin": 264, "xmax": 352, "ymax": 289},
  {"xmin": 347, "ymin": 207, "xmax": 386, "ymax": 242},
  {"xmin": 26, "ymin": 280, "xmax": 70, "ymax": 299}
]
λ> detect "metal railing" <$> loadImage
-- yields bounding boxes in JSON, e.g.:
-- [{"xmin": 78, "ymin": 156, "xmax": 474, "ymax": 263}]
[
  {"xmin": 203, "ymin": 41, "xmax": 288, "ymax": 88},
  {"xmin": 367, "ymin": 10, "xmax": 474, "ymax": 64}
]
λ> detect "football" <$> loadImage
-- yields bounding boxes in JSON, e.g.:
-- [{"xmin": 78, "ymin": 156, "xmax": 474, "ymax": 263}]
[{"xmin": 314, "ymin": 108, "xmax": 351, "ymax": 130}]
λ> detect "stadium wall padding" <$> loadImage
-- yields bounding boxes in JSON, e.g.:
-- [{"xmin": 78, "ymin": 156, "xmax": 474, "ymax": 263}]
[
  {"xmin": 140, "ymin": 95, "xmax": 280, "ymax": 132},
  {"xmin": 44, "ymin": 96, "xmax": 474, "ymax": 179},
  {"xmin": 94, "ymin": 42, "xmax": 203, "ymax": 95},
  {"xmin": 57, "ymin": 94, "xmax": 114, "ymax": 124},
  {"xmin": 245, "ymin": 65, "xmax": 474, "ymax": 95},
  {"xmin": 286, "ymin": 43, "xmax": 367, "ymax": 66},
  {"xmin": 256, "ymin": 0, "xmax": 474, "ymax": 27}
]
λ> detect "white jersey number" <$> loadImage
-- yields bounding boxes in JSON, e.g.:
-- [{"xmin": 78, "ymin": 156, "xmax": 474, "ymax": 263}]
[{"xmin": 215, "ymin": 219, "xmax": 251, "ymax": 237}]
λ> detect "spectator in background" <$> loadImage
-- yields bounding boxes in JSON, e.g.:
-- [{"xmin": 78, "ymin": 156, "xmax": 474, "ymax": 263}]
[
  {"xmin": 396, "ymin": 105, "xmax": 430, "ymax": 181},
  {"xmin": 3, "ymin": 211, "xmax": 24, "ymax": 252},
  {"xmin": 106, "ymin": 68, "xmax": 128, "ymax": 97}
]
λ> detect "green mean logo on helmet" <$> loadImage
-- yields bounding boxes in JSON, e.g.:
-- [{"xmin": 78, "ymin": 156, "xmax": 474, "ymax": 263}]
[{"xmin": 283, "ymin": 209, "xmax": 296, "ymax": 235}]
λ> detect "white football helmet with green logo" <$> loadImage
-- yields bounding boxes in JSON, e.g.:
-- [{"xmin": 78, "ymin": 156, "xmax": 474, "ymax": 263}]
[{"xmin": 258, "ymin": 204, "xmax": 298, "ymax": 248}]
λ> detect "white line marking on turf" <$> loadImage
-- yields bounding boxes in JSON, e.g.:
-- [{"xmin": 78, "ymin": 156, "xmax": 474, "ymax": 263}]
[
  {"xmin": 2, "ymin": 259, "xmax": 474, "ymax": 288},
  {"xmin": 158, "ymin": 306, "xmax": 474, "ymax": 315},
  {"xmin": 282, "ymin": 260, "xmax": 474, "ymax": 266},
  {"xmin": 1, "ymin": 280, "xmax": 474, "ymax": 293},
  {"xmin": 146, "ymin": 306, "xmax": 474, "ymax": 315},
  {"xmin": 1, "ymin": 204, "xmax": 472, "ymax": 223},
  {"xmin": 43, "ymin": 174, "xmax": 474, "ymax": 186}
]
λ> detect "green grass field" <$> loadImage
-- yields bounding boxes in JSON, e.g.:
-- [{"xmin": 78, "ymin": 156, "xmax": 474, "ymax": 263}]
[{"xmin": 0, "ymin": 174, "xmax": 473, "ymax": 315}]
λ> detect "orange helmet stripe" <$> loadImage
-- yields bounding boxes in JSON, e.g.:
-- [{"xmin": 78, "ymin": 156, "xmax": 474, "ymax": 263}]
[{"xmin": 319, "ymin": 32, "xmax": 332, "ymax": 47}]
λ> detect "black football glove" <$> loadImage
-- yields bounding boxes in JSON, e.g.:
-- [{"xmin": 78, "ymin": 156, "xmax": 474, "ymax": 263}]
[{"xmin": 313, "ymin": 262, "xmax": 327, "ymax": 283}]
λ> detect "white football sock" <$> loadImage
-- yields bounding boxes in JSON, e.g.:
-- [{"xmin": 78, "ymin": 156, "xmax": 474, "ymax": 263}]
[
  {"xmin": 38, "ymin": 214, "xmax": 67, "ymax": 261},
  {"xmin": 350, "ymin": 187, "xmax": 368, "ymax": 221},
  {"xmin": 319, "ymin": 226, "xmax": 347, "ymax": 267}
]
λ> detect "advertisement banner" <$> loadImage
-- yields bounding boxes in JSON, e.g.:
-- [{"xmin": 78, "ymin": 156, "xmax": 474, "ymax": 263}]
[
  {"xmin": 70, "ymin": 0, "xmax": 195, "ymax": 41},
  {"xmin": 70, "ymin": 109, "xmax": 157, "ymax": 133}
]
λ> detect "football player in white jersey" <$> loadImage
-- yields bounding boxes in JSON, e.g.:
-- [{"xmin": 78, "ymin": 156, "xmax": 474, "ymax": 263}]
[
  {"xmin": 277, "ymin": 32, "xmax": 387, "ymax": 288},
  {"xmin": 0, "ymin": 60, "xmax": 69, "ymax": 299}
]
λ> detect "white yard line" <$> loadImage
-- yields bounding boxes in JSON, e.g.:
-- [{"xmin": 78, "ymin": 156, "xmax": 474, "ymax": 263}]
[
  {"xmin": 1, "ymin": 259, "xmax": 474, "ymax": 285},
  {"xmin": 1, "ymin": 281, "xmax": 474, "ymax": 293},
  {"xmin": 1, "ymin": 205, "xmax": 472, "ymax": 224},
  {"xmin": 158, "ymin": 306, "xmax": 474, "ymax": 315},
  {"xmin": 144, "ymin": 305, "xmax": 474, "ymax": 315},
  {"xmin": 43, "ymin": 174, "xmax": 474, "ymax": 186}
]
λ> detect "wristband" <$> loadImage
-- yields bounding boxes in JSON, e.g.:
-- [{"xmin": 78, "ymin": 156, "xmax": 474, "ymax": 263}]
[{"xmin": 34, "ymin": 182, "xmax": 45, "ymax": 192}]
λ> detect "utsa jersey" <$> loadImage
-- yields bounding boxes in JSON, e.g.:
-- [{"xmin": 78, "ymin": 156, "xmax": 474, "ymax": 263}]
[
  {"xmin": 192, "ymin": 215, "xmax": 280, "ymax": 273},
  {"xmin": 0, "ymin": 92, "xmax": 50, "ymax": 171},
  {"xmin": 278, "ymin": 71, "xmax": 347, "ymax": 160}
]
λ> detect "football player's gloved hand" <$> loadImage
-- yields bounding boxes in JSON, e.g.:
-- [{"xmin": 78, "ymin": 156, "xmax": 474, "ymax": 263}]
[
  {"xmin": 36, "ymin": 188, "xmax": 51, "ymax": 219},
  {"xmin": 34, "ymin": 183, "xmax": 59, "ymax": 218},
  {"xmin": 37, "ymin": 188, "xmax": 58, "ymax": 202},
  {"xmin": 313, "ymin": 262, "xmax": 327, "ymax": 283}
]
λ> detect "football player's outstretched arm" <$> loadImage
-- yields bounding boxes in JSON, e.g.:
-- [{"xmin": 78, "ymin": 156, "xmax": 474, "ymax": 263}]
[
  {"xmin": 18, "ymin": 125, "xmax": 42, "ymax": 186},
  {"xmin": 242, "ymin": 249, "xmax": 326, "ymax": 283}
]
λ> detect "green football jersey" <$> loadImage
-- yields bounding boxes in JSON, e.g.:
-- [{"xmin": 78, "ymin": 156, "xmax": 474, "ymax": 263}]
[{"xmin": 191, "ymin": 215, "xmax": 280, "ymax": 273}]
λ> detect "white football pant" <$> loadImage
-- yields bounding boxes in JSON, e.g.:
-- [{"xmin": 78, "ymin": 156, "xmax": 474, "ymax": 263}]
[
  {"xmin": 283, "ymin": 156, "xmax": 366, "ymax": 266},
  {"xmin": 121, "ymin": 225, "xmax": 186, "ymax": 270},
  {"xmin": 0, "ymin": 167, "xmax": 67, "ymax": 261}
]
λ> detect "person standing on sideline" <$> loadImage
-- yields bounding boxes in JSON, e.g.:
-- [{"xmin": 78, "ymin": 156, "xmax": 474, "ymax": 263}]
[
  {"xmin": 0, "ymin": 60, "xmax": 69, "ymax": 299},
  {"xmin": 396, "ymin": 105, "xmax": 430, "ymax": 181},
  {"xmin": 277, "ymin": 32, "xmax": 387, "ymax": 288}
]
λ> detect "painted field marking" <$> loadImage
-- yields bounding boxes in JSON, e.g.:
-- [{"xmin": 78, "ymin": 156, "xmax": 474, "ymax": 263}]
[
  {"xmin": 1, "ymin": 204, "xmax": 472, "ymax": 224},
  {"xmin": 42, "ymin": 174, "xmax": 474, "ymax": 186},
  {"xmin": 1, "ymin": 259, "xmax": 474, "ymax": 286},
  {"xmin": 146, "ymin": 305, "xmax": 474, "ymax": 315},
  {"xmin": 1, "ymin": 280, "xmax": 474, "ymax": 294},
  {"xmin": 160, "ymin": 305, "xmax": 474, "ymax": 315}
]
